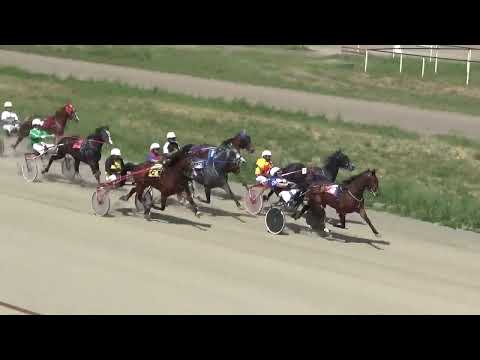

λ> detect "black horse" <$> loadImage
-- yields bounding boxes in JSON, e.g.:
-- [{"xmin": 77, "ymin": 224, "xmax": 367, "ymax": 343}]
[
  {"xmin": 42, "ymin": 126, "xmax": 113, "ymax": 183},
  {"xmin": 281, "ymin": 150, "xmax": 355, "ymax": 187}
]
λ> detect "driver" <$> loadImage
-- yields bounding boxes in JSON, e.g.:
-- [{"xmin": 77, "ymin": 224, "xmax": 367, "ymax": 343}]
[
  {"xmin": 1, "ymin": 101, "xmax": 20, "ymax": 136},
  {"xmin": 255, "ymin": 150, "xmax": 273, "ymax": 185},
  {"xmin": 163, "ymin": 131, "xmax": 180, "ymax": 154},
  {"xmin": 105, "ymin": 148, "xmax": 125, "ymax": 182},
  {"xmin": 268, "ymin": 167, "xmax": 302, "ymax": 207},
  {"xmin": 29, "ymin": 119, "xmax": 55, "ymax": 156}
]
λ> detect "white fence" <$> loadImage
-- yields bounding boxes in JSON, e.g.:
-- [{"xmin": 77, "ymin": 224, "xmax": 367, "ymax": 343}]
[{"xmin": 342, "ymin": 45, "xmax": 479, "ymax": 85}]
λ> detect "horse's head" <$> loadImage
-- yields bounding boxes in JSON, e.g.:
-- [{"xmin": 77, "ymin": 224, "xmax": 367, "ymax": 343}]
[
  {"xmin": 62, "ymin": 103, "xmax": 79, "ymax": 122},
  {"xmin": 332, "ymin": 149, "xmax": 355, "ymax": 171},
  {"xmin": 233, "ymin": 129, "xmax": 255, "ymax": 154},
  {"xmin": 95, "ymin": 126, "xmax": 113, "ymax": 145},
  {"xmin": 366, "ymin": 169, "xmax": 379, "ymax": 196}
]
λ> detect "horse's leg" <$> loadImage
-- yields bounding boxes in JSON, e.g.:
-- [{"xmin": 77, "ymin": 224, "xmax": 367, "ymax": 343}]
[
  {"xmin": 42, "ymin": 151, "xmax": 65, "ymax": 174},
  {"xmin": 120, "ymin": 187, "xmax": 136, "ymax": 202},
  {"xmin": 264, "ymin": 189, "xmax": 275, "ymax": 201},
  {"xmin": 293, "ymin": 204, "xmax": 310, "ymax": 220},
  {"xmin": 89, "ymin": 162, "xmax": 101, "ymax": 184},
  {"xmin": 223, "ymin": 181, "xmax": 241, "ymax": 208},
  {"xmin": 359, "ymin": 207, "xmax": 380, "ymax": 237},
  {"xmin": 336, "ymin": 212, "xmax": 346, "ymax": 229},
  {"xmin": 182, "ymin": 184, "xmax": 201, "ymax": 217},
  {"xmin": 201, "ymin": 187, "xmax": 212, "ymax": 204}
]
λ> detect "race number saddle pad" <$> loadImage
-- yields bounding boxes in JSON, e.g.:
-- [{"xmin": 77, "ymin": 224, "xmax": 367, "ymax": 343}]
[{"xmin": 148, "ymin": 163, "xmax": 164, "ymax": 177}]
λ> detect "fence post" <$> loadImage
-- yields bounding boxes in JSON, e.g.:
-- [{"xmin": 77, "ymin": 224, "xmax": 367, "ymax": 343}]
[
  {"xmin": 434, "ymin": 46, "xmax": 439, "ymax": 74},
  {"xmin": 400, "ymin": 53, "xmax": 403, "ymax": 73},
  {"xmin": 429, "ymin": 45, "xmax": 433, "ymax": 62},
  {"xmin": 422, "ymin": 57, "xmax": 425, "ymax": 78},
  {"xmin": 466, "ymin": 48, "xmax": 472, "ymax": 86},
  {"xmin": 364, "ymin": 49, "xmax": 368, "ymax": 72}
]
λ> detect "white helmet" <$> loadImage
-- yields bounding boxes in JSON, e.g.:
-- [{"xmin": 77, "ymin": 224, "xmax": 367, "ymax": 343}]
[
  {"xmin": 150, "ymin": 143, "xmax": 161, "ymax": 151},
  {"xmin": 111, "ymin": 148, "xmax": 121, "ymax": 156},
  {"xmin": 262, "ymin": 150, "xmax": 272, "ymax": 158},
  {"xmin": 32, "ymin": 118, "xmax": 43, "ymax": 126},
  {"xmin": 270, "ymin": 167, "xmax": 281, "ymax": 177},
  {"xmin": 4, "ymin": 101, "xmax": 12, "ymax": 108},
  {"xmin": 166, "ymin": 132, "xmax": 176, "ymax": 139}
]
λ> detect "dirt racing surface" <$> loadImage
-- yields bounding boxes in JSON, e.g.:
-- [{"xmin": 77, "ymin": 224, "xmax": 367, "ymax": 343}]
[
  {"xmin": 2, "ymin": 142, "xmax": 480, "ymax": 315},
  {"xmin": 1, "ymin": 49, "xmax": 480, "ymax": 139}
]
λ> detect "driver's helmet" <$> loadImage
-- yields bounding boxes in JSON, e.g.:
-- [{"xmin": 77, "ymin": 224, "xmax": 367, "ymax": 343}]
[
  {"xmin": 111, "ymin": 148, "xmax": 122, "ymax": 157},
  {"xmin": 262, "ymin": 150, "xmax": 272, "ymax": 160},
  {"xmin": 64, "ymin": 103, "xmax": 75, "ymax": 117},
  {"xmin": 32, "ymin": 118, "xmax": 43, "ymax": 127},
  {"xmin": 150, "ymin": 143, "xmax": 161, "ymax": 152},
  {"xmin": 166, "ymin": 132, "xmax": 177, "ymax": 142},
  {"xmin": 270, "ymin": 167, "xmax": 281, "ymax": 177},
  {"xmin": 4, "ymin": 101, "xmax": 12, "ymax": 109}
]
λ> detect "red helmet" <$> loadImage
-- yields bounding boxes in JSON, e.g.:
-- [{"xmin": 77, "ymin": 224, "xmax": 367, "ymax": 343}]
[{"xmin": 64, "ymin": 103, "xmax": 75, "ymax": 116}]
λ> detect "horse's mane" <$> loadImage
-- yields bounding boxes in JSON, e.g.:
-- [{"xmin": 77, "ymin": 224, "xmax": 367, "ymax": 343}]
[
  {"xmin": 169, "ymin": 144, "xmax": 194, "ymax": 166},
  {"xmin": 324, "ymin": 150, "xmax": 342, "ymax": 165},
  {"xmin": 342, "ymin": 169, "xmax": 370, "ymax": 185}
]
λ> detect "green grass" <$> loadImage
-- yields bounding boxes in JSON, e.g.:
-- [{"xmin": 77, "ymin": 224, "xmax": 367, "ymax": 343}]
[
  {"xmin": 1, "ymin": 65, "xmax": 480, "ymax": 232},
  {"xmin": 3, "ymin": 45, "xmax": 480, "ymax": 116}
]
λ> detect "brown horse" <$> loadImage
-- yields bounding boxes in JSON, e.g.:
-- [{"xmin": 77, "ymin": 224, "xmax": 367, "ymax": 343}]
[
  {"xmin": 12, "ymin": 103, "xmax": 79, "ymax": 150},
  {"xmin": 132, "ymin": 144, "xmax": 200, "ymax": 220},
  {"xmin": 302, "ymin": 169, "xmax": 380, "ymax": 237}
]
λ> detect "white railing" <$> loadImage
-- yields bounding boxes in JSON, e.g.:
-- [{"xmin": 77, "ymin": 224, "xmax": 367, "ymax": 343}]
[{"xmin": 343, "ymin": 45, "xmax": 478, "ymax": 85}]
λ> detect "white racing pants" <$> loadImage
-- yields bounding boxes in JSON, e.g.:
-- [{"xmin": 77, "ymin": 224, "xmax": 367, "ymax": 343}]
[
  {"xmin": 33, "ymin": 142, "xmax": 55, "ymax": 156},
  {"xmin": 279, "ymin": 189, "xmax": 300, "ymax": 204},
  {"xmin": 256, "ymin": 176, "xmax": 269, "ymax": 185}
]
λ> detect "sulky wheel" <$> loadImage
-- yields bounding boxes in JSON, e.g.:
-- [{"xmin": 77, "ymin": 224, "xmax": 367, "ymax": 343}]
[
  {"xmin": 92, "ymin": 188, "xmax": 111, "ymax": 216},
  {"xmin": 244, "ymin": 187, "xmax": 264, "ymax": 216},
  {"xmin": 265, "ymin": 207, "xmax": 286, "ymax": 235},
  {"xmin": 21, "ymin": 157, "xmax": 39, "ymax": 183}
]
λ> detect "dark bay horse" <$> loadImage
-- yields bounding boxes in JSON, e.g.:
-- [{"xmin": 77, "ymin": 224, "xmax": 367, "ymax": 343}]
[
  {"xmin": 303, "ymin": 169, "xmax": 380, "ymax": 237},
  {"xmin": 41, "ymin": 126, "xmax": 112, "ymax": 183},
  {"xmin": 191, "ymin": 129, "xmax": 255, "ymax": 160},
  {"xmin": 12, "ymin": 103, "xmax": 79, "ymax": 150},
  {"xmin": 131, "ymin": 144, "xmax": 200, "ymax": 220}
]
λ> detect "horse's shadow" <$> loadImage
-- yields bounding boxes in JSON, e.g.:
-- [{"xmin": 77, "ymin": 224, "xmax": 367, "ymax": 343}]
[
  {"xmin": 42, "ymin": 173, "xmax": 99, "ymax": 189},
  {"xmin": 285, "ymin": 222, "xmax": 390, "ymax": 250},
  {"xmin": 114, "ymin": 207, "xmax": 212, "ymax": 231},
  {"xmin": 326, "ymin": 216, "xmax": 366, "ymax": 226},
  {"xmin": 198, "ymin": 205, "xmax": 255, "ymax": 223}
]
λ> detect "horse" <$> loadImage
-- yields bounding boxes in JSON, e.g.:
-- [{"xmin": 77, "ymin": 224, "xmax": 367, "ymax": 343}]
[
  {"xmin": 131, "ymin": 144, "xmax": 200, "ymax": 220},
  {"xmin": 302, "ymin": 169, "xmax": 380, "ymax": 237},
  {"xmin": 187, "ymin": 130, "xmax": 254, "ymax": 205},
  {"xmin": 262, "ymin": 149, "xmax": 356, "ymax": 212},
  {"xmin": 190, "ymin": 129, "xmax": 255, "ymax": 160},
  {"xmin": 12, "ymin": 103, "xmax": 79, "ymax": 150},
  {"xmin": 189, "ymin": 144, "xmax": 245, "ymax": 208},
  {"xmin": 41, "ymin": 126, "xmax": 112, "ymax": 184},
  {"xmin": 281, "ymin": 149, "xmax": 355, "ymax": 187}
]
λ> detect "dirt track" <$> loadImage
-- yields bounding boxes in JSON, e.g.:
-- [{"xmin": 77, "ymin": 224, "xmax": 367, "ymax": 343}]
[
  {"xmin": 2, "ymin": 145, "xmax": 480, "ymax": 314},
  {"xmin": 1, "ymin": 49, "xmax": 480, "ymax": 139}
]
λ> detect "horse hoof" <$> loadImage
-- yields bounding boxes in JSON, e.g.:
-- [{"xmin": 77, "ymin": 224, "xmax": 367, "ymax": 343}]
[
  {"xmin": 195, "ymin": 211, "xmax": 202, "ymax": 218},
  {"xmin": 144, "ymin": 214, "xmax": 151, "ymax": 221}
]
